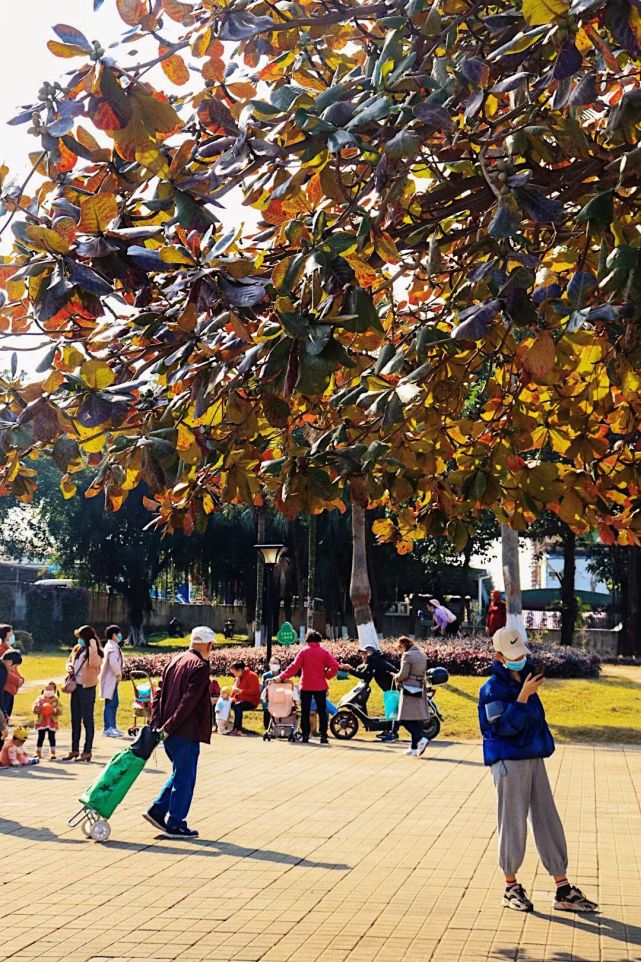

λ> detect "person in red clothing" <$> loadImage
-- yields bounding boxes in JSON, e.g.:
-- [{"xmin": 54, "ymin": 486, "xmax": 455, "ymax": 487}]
[
  {"xmin": 227, "ymin": 661, "xmax": 261, "ymax": 736},
  {"xmin": 486, "ymin": 590, "xmax": 507, "ymax": 635},
  {"xmin": 276, "ymin": 629, "xmax": 340, "ymax": 744}
]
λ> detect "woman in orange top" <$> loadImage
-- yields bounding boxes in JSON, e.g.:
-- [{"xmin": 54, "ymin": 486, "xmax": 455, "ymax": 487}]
[
  {"xmin": 1, "ymin": 650, "xmax": 24, "ymax": 719},
  {"xmin": 227, "ymin": 661, "xmax": 261, "ymax": 736}
]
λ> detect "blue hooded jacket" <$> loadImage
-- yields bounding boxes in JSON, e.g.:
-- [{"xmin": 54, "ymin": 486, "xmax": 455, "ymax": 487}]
[{"xmin": 478, "ymin": 660, "xmax": 555, "ymax": 767}]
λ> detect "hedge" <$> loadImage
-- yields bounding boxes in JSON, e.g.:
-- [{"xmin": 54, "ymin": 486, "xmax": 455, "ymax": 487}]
[{"xmin": 123, "ymin": 636, "xmax": 601, "ymax": 681}]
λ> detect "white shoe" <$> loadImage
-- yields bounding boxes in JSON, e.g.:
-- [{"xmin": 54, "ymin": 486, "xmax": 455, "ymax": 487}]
[
  {"xmin": 111, "ymin": 728, "xmax": 124, "ymax": 737},
  {"xmin": 417, "ymin": 737, "xmax": 429, "ymax": 756},
  {"xmin": 405, "ymin": 748, "xmax": 418, "ymax": 756},
  {"xmin": 102, "ymin": 729, "xmax": 113, "ymax": 737}
]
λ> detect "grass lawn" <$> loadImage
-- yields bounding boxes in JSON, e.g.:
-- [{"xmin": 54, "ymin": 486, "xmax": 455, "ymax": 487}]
[{"xmin": 8, "ymin": 653, "xmax": 641, "ymax": 745}]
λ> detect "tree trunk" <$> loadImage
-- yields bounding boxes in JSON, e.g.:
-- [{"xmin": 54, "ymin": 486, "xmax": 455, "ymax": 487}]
[
  {"xmin": 501, "ymin": 524, "xmax": 527, "ymax": 639},
  {"xmin": 254, "ymin": 505, "xmax": 266, "ymax": 646},
  {"xmin": 288, "ymin": 518, "xmax": 305, "ymax": 625},
  {"xmin": 622, "ymin": 546, "xmax": 641, "ymax": 656},
  {"xmin": 560, "ymin": 527, "xmax": 577, "ymax": 647},
  {"xmin": 307, "ymin": 514, "xmax": 317, "ymax": 630},
  {"xmin": 349, "ymin": 478, "xmax": 380, "ymax": 649}
]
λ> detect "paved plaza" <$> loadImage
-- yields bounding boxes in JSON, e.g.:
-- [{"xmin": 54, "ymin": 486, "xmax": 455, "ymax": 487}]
[{"xmin": 1, "ymin": 733, "xmax": 640, "ymax": 962}]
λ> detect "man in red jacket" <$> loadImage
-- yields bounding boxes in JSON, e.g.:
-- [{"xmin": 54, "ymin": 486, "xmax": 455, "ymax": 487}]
[
  {"xmin": 145, "ymin": 626, "xmax": 214, "ymax": 838},
  {"xmin": 277, "ymin": 630, "xmax": 340, "ymax": 744}
]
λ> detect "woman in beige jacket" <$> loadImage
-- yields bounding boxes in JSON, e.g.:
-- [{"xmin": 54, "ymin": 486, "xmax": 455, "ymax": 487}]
[
  {"xmin": 62, "ymin": 625, "xmax": 103, "ymax": 762},
  {"xmin": 394, "ymin": 637, "xmax": 430, "ymax": 757}
]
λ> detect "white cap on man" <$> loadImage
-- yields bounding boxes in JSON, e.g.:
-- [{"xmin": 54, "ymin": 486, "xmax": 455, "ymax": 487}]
[
  {"xmin": 190, "ymin": 626, "xmax": 215, "ymax": 646},
  {"xmin": 492, "ymin": 626, "xmax": 530, "ymax": 660}
]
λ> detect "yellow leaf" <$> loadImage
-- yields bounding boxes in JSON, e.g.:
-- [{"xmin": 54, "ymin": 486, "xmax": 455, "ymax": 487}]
[
  {"xmin": 47, "ymin": 40, "xmax": 88, "ymax": 58},
  {"xmin": 345, "ymin": 255, "xmax": 378, "ymax": 288},
  {"xmin": 135, "ymin": 147, "xmax": 171, "ymax": 177},
  {"xmin": 202, "ymin": 492, "xmax": 215, "ymax": 514},
  {"xmin": 78, "ymin": 193, "xmax": 118, "ymax": 233},
  {"xmin": 176, "ymin": 423, "xmax": 196, "ymax": 452},
  {"xmin": 575, "ymin": 26, "xmax": 593, "ymax": 53},
  {"xmin": 372, "ymin": 517, "xmax": 396, "ymax": 540},
  {"xmin": 374, "ymin": 230, "xmax": 401, "ymax": 265},
  {"xmin": 81, "ymin": 359, "xmax": 115, "ymax": 390},
  {"xmin": 523, "ymin": 333, "xmax": 556, "ymax": 378},
  {"xmin": 522, "ymin": 0, "xmax": 568, "ymax": 25},
  {"xmin": 24, "ymin": 225, "xmax": 69, "ymax": 254},
  {"xmin": 160, "ymin": 245, "xmax": 195, "ymax": 265},
  {"xmin": 159, "ymin": 46, "xmax": 190, "ymax": 86}
]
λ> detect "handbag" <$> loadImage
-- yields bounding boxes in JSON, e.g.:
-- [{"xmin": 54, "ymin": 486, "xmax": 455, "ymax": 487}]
[
  {"xmin": 383, "ymin": 689, "xmax": 400, "ymax": 720},
  {"xmin": 62, "ymin": 674, "xmax": 77, "ymax": 694}
]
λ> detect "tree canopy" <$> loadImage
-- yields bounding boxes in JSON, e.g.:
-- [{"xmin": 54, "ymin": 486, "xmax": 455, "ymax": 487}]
[{"xmin": 1, "ymin": 0, "xmax": 641, "ymax": 553}]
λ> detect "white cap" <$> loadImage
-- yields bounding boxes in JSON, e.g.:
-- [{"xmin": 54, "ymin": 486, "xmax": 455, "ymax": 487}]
[
  {"xmin": 492, "ymin": 626, "xmax": 530, "ymax": 660},
  {"xmin": 191, "ymin": 626, "xmax": 215, "ymax": 645}
]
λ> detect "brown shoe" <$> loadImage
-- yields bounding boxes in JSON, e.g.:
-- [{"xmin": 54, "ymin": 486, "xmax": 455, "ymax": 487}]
[
  {"xmin": 79, "ymin": 752, "xmax": 92, "ymax": 762},
  {"xmin": 61, "ymin": 752, "xmax": 79, "ymax": 761}
]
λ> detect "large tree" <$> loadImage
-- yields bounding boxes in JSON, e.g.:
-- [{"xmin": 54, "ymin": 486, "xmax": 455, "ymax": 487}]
[{"xmin": 1, "ymin": 0, "xmax": 641, "ymax": 637}]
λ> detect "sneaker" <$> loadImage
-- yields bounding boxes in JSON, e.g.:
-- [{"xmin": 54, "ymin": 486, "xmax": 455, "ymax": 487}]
[
  {"xmin": 554, "ymin": 886, "xmax": 598, "ymax": 913},
  {"xmin": 319, "ymin": 737, "xmax": 330, "ymax": 745},
  {"xmin": 111, "ymin": 728, "xmax": 125, "ymax": 737},
  {"xmin": 102, "ymin": 729, "xmax": 113, "ymax": 737},
  {"xmin": 163, "ymin": 824, "xmax": 199, "ymax": 839},
  {"xmin": 143, "ymin": 807, "xmax": 167, "ymax": 832},
  {"xmin": 405, "ymin": 748, "xmax": 418, "ymax": 756},
  {"xmin": 416, "ymin": 737, "xmax": 429, "ymax": 756},
  {"xmin": 503, "ymin": 884, "xmax": 533, "ymax": 912}
]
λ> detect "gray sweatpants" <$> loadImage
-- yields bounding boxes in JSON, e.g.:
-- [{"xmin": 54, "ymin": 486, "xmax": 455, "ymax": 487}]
[{"xmin": 491, "ymin": 758, "xmax": 568, "ymax": 877}]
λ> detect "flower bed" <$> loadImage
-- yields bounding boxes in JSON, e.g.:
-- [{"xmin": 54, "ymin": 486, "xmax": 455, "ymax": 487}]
[{"xmin": 123, "ymin": 635, "xmax": 600, "ymax": 680}]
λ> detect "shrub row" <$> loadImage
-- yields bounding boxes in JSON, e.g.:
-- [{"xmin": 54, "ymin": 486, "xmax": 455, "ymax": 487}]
[{"xmin": 123, "ymin": 635, "xmax": 601, "ymax": 680}]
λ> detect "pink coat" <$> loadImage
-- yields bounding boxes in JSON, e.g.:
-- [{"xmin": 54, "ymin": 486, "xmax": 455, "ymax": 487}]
[{"xmin": 280, "ymin": 642, "xmax": 340, "ymax": 691}]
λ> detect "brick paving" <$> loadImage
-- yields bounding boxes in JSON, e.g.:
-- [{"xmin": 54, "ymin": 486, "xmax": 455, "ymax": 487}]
[{"xmin": 0, "ymin": 733, "xmax": 640, "ymax": 962}]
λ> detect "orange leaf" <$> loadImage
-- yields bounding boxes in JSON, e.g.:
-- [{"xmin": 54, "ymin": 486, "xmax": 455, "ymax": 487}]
[
  {"xmin": 346, "ymin": 255, "xmax": 378, "ymax": 288},
  {"xmin": 523, "ymin": 333, "xmax": 556, "ymax": 378},
  {"xmin": 160, "ymin": 45, "xmax": 190, "ymax": 85},
  {"xmin": 161, "ymin": 0, "xmax": 196, "ymax": 22},
  {"xmin": 79, "ymin": 193, "xmax": 118, "ymax": 233},
  {"xmin": 374, "ymin": 229, "xmax": 401, "ymax": 265},
  {"xmin": 116, "ymin": 0, "xmax": 147, "ymax": 26}
]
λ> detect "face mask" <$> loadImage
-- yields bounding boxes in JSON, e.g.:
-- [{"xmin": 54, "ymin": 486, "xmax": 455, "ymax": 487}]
[
  {"xmin": 8, "ymin": 633, "xmax": 15, "ymax": 645},
  {"xmin": 117, "ymin": 633, "xmax": 123, "ymax": 643},
  {"xmin": 270, "ymin": 665, "xmax": 280, "ymax": 674},
  {"xmin": 505, "ymin": 656, "xmax": 527, "ymax": 672},
  {"xmin": 78, "ymin": 639, "xmax": 87, "ymax": 649},
  {"xmin": 44, "ymin": 691, "xmax": 55, "ymax": 699}
]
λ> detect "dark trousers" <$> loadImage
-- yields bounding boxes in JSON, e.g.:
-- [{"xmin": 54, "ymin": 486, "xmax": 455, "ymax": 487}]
[
  {"xmin": 36, "ymin": 729, "xmax": 56, "ymax": 748},
  {"xmin": 70, "ymin": 684, "xmax": 96, "ymax": 753},
  {"xmin": 2, "ymin": 693, "xmax": 14, "ymax": 719},
  {"xmin": 402, "ymin": 720, "xmax": 424, "ymax": 749},
  {"xmin": 263, "ymin": 707, "xmax": 271, "ymax": 730},
  {"xmin": 154, "ymin": 734, "xmax": 200, "ymax": 829},
  {"xmin": 233, "ymin": 700, "xmax": 255, "ymax": 730},
  {"xmin": 300, "ymin": 690, "xmax": 328, "ymax": 740}
]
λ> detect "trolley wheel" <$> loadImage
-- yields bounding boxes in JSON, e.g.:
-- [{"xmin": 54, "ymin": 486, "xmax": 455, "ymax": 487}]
[
  {"xmin": 128, "ymin": 727, "xmax": 136, "ymax": 737},
  {"xmin": 81, "ymin": 819, "xmax": 92, "ymax": 838},
  {"xmin": 421, "ymin": 716, "xmax": 441, "ymax": 742},
  {"xmin": 90, "ymin": 819, "xmax": 111, "ymax": 842},
  {"xmin": 293, "ymin": 731, "xmax": 303, "ymax": 742},
  {"xmin": 330, "ymin": 711, "xmax": 359, "ymax": 740}
]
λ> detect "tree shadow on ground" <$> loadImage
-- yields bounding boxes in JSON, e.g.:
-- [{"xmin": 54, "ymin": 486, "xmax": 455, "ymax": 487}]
[
  {"xmin": 551, "ymin": 723, "xmax": 641, "ymax": 744},
  {"xmin": 0, "ymin": 817, "xmax": 85, "ymax": 844}
]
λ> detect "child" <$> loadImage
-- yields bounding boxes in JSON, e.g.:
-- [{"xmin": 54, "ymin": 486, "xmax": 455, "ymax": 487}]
[
  {"xmin": 215, "ymin": 688, "xmax": 232, "ymax": 735},
  {"xmin": 478, "ymin": 627, "xmax": 598, "ymax": 914},
  {"xmin": 260, "ymin": 659, "xmax": 281, "ymax": 730},
  {"xmin": 33, "ymin": 682, "xmax": 62, "ymax": 759},
  {"xmin": 0, "ymin": 726, "xmax": 39, "ymax": 767}
]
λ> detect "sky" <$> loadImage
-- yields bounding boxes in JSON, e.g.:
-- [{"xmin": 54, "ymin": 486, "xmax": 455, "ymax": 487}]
[{"xmin": 0, "ymin": 2, "xmax": 526, "ymax": 593}]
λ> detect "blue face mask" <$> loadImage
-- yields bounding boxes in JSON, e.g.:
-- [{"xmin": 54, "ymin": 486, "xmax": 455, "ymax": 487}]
[
  {"xmin": 505, "ymin": 656, "xmax": 527, "ymax": 672},
  {"xmin": 78, "ymin": 638, "xmax": 87, "ymax": 649},
  {"xmin": 117, "ymin": 633, "xmax": 123, "ymax": 643}
]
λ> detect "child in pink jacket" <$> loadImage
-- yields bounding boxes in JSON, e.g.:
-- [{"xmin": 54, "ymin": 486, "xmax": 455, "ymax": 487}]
[
  {"xmin": 0, "ymin": 727, "xmax": 39, "ymax": 767},
  {"xmin": 277, "ymin": 630, "xmax": 340, "ymax": 744}
]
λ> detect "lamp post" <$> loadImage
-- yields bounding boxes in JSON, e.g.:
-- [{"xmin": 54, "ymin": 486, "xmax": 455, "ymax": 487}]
[{"xmin": 255, "ymin": 543, "xmax": 286, "ymax": 665}]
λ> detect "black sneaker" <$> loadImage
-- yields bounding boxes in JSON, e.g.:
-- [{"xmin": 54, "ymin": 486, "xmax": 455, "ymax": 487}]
[
  {"xmin": 143, "ymin": 807, "xmax": 166, "ymax": 832},
  {"xmin": 319, "ymin": 737, "xmax": 330, "ymax": 745},
  {"xmin": 554, "ymin": 886, "xmax": 598, "ymax": 913},
  {"xmin": 503, "ymin": 884, "xmax": 533, "ymax": 912},
  {"xmin": 162, "ymin": 824, "xmax": 199, "ymax": 839}
]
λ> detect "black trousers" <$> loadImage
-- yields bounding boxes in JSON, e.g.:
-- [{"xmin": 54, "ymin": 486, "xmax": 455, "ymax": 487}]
[
  {"xmin": 402, "ymin": 720, "xmax": 424, "ymax": 749},
  {"xmin": 70, "ymin": 684, "xmax": 96, "ymax": 753},
  {"xmin": 36, "ymin": 729, "xmax": 56, "ymax": 748},
  {"xmin": 233, "ymin": 700, "xmax": 255, "ymax": 730},
  {"xmin": 2, "ymin": 693, "xmax": 14, "ymax": 719},
  {"xmin": 300, "ymin": 690, "xmax": 328, "ymax": 740}
]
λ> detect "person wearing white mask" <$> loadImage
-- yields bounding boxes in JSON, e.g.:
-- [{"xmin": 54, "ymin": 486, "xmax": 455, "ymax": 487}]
[
  {"xmin": 100, "ymin": 624, "xmax": 125, "ymax": 737},
  {"xmin": 260, "ymin": 658, "xmax": 282, "ymax": 730}
]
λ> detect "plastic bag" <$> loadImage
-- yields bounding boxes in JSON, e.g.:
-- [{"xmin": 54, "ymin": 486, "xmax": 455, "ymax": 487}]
[{"xmin": 383, "ymin": 689, "xmax": 400, "ymax": 720}]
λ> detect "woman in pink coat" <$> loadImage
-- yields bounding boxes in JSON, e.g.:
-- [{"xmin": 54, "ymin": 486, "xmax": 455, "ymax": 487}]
[{"xmin": 99, "ymin": 624, "xmax": 125, "ymax": 737}]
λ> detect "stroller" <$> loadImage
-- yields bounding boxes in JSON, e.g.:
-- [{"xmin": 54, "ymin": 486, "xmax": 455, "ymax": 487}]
[
  {"xmin": 263, "ymin": 680, "xmax": 302, "ymax": 742},
  {"xmin": 127, "ymin": 671, "xmax": 155, "ymax": 737}
]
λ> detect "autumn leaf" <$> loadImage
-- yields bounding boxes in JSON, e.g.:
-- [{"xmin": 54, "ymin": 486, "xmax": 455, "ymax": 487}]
[
  {"xmin": 522, "ymin": 0, "xmax": 569, "ymax": 26},
  {"xmin": 116, "ymin": 0, "xmax": 147, "ymax": 25},
  {"xmin": 523, "ymin": 333, "xmax": 556, "ymax": 378},
  {"xmin": 78, "ymin": 193, "xmax": 118, "ymax": 233},
  {"xmin": 80, "ymin": 359, "xmax": 115, "ymax": 390}
]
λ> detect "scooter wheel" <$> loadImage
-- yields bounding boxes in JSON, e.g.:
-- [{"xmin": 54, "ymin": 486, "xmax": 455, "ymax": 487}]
[
  {"xmin": 90, "ymin": 819, "xmax": 111, "ymax": 843},
  {"xmin": 421, "ymin": 716, "xmax": 441, "ymax": 742},
  {"xmin": 330, "ymin": 711, "xmax": 358, "ymax": 740}
]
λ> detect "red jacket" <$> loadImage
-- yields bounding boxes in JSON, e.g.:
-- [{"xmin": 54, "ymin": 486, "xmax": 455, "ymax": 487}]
[
  {"xmin": 486, "ymin": 599, "xmax": 507, "ymax": 634},
  {"xmin": 232, "ymin": 668, "xmax": 260, "ymax": 708},
  {"xmin": 281, "ymin": 642, "xmax": 340, "ymax": 691},
  {"xmin": 151, "ymin": 649, "xmax": 211, "ymax": 743}
]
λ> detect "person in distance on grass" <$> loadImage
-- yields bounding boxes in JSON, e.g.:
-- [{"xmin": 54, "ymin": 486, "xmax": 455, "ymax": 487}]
[
  {"xmin": 145, "ymin": 626, "xmax": 214, "ymax": 839},
  {"xmin": 478, "ymin": 626, "xmax": 598, "ymax": 914}
]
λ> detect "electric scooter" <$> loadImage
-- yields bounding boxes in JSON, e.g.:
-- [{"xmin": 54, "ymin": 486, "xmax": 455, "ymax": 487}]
[{"xmin": 330, "ymin": 666, "xmax": 449, "ymax": 741}]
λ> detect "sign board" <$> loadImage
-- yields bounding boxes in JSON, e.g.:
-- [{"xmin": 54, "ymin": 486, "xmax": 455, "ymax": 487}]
[{"xmin": 276, "ymin": 621, "xmax": 298, "ymax": 646}]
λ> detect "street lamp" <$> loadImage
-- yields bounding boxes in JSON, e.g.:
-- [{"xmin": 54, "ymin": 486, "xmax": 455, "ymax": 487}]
[{"xmin": 255, "ymin": 543, "xmax": 286, "ymax": 665}]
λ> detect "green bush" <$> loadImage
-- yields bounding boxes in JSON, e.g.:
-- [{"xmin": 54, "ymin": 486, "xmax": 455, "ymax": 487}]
[{"xmin": 13, "ymin": 630, "xmax": 35, "ymax": 654}]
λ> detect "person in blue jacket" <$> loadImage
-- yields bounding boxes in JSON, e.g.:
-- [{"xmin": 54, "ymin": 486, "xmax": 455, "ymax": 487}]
[{"xmin": 478, "ymin": 626, "xmax": 597, "ymax": 914}]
